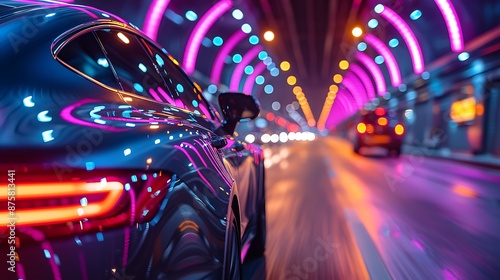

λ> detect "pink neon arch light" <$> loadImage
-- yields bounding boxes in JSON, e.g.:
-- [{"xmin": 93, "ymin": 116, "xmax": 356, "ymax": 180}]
[
  {"xmin": 433, "ymin": 0, "xmax": 464, "ymax": 52},
  {"xmin": 143, "ymin": 0, "xmax": 172, "ymax": 41},
  {"xmin": 350, "ymin": 63, "xmax": 375, "ymax": 101},
  {"xmin": 243, "ymin": 61, "xmax": 266, "ymax": 95},
  {"xmin": 183, "ymin": 0, "xmax": 233, "ymax": 75},
  {"xmin": 211, "ymin": 30, "xmax": 247, "ymax": 84},
  {"xmin": 355, "ymin": 52, "xmax": 386, "ymax": 95},
  {"xmin": 364, "ymin": 33, "xmax": 402, "ymax": 87},
  {"xmin": 325, "ymin": 101, "xmax": 347, "ymax": 128},
  {"xmin": 336, "ymin": 91, "xmax": 355, "ymax": 113},
  {"xmin": 376, "ymin": 5, "xmax": 424, "ymax": 74},
  {"xmin": 342, "ymin": 72, "xmax": 368, "ymax": 109},
  {"xmin": 338, "ymin": 89, "xmax": 356, "ymax": 113},
  {"xmin": 229, "ymin": 45, "xmax": 263, "ymax": 91}
]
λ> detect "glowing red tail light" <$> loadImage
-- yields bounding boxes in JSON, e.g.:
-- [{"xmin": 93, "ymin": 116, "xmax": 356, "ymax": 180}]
[
  {"xmin": 375, "ymin": 108, "xmax": 386, "ymax": 116},
  {"xmin": 357, "ymin": 123, "xmax": 367, "ymax": 133},
  {"xmin": 0, "ymin": 181, "xmax": 123, "ymax": 226}
]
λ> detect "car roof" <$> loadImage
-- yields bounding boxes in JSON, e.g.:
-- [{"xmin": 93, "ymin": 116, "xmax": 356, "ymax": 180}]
[{"xmin": 0, "ymin": 0, "xmax": 126, "ymax": 24}]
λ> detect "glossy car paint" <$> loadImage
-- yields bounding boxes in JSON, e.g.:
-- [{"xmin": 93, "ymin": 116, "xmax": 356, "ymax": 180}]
[{"xmin": 0, "ymin": 1, "xmax": 264, "ymax": 279}]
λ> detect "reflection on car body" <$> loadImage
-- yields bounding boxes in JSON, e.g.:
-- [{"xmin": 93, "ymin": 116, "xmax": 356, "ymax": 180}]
[{"xmin": 0, "ymin": 1, "xmax": 265, "ymax": 279}]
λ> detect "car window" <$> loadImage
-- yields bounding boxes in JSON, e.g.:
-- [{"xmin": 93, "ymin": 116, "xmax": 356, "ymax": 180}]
[
  {"xmin": 56, "ymin": 31, "xmax": 121, "ymax": 89},
  {"xmin": 142, "ymin": 42, "xmax": 214, "ymax": 120},
  {"xmin": 94, "ymin": 29, "xmax": 168, "ymax": 101}
]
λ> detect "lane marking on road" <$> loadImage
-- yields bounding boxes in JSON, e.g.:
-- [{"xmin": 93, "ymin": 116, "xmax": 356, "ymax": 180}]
[{"xmin": 344, "ymin": 208, "xmax": 393, "ymax": 280}]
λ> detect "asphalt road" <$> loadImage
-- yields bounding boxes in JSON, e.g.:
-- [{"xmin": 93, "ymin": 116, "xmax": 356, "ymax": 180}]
[{"xmin": 243, "ymin": 136, "xmax": 500, "ymax": 280}]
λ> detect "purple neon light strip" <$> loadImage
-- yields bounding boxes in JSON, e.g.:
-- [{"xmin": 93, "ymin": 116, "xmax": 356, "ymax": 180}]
[
  {"xmin": 336, "ymin": 91, "xmax": 354, "ymax": 113},
  {"xmin": 434, "ymin": 0, "xmax": 464, "ymax": 52},
  {"xmin": 378, "ymin": 5, "xmax": 424, "ymax": 74},
  {"xmin": 229, "ymin": 45, "xmax": 263, "ymax": 91},
  {"xmin": 355, "ymin": 52, "xmax": 386, "ymax": 95},
  {"xmin": 42, "ymin": 242, "xmax": 62, "ymax": 280},
  {"xmin": 60, "ymin": 99, "xmax": 127, "ymax": 132},
  {"xmin": 364, "ymin": 33, "xmax": 401, "ymax": 87},
  {"xmin": 327, "ymin": 100, "xmax": 346, "ymax": 122},
  {"xmin": 325, "ymin": 101, "xmax": 347, "ymax": 128},
  {"xmin": 346, "ymin": 72, "xmax": 368, "ymax": 105},
  {"xmin": 148, "ymin": 88, "xmax": 163, "ymax": 102},
  {"xmin": 174, "ymin": 145, "xmax": 216, "ymax": 194},
  {"xmin": 350, "ymin": 63, "xmax": 375, "ymax": 101},
  {"xmin": 243, "ymin": 61, "xmax": 266, "ymax": 95},
  {"xmin": 338, "ymin": 89, "xmax": 356, "ymax": 113},
  {"xmin": 342, "ymin": 72, "xmax": 367, "ymax": 109},
  {"xmin": 143, "ymin": 0, "xmax": 171, "ymax": 41},
  {"xmin": 183, "ymin": 0, "xmax": 233, "ymax": 75},
  {"xmin": 210, "ymin": 30, "xmax": 247, "ymax": 84},
  {"xmin": 157, "ymin": 87, "xmax": 176, "ymax": 105},
  {"xmin": 193, "ymin": 139, "xmax": 232, "ymax": 187},
  {"xmin": 342, "ymin": 84, "xmax": 363, "ymax": 110}
]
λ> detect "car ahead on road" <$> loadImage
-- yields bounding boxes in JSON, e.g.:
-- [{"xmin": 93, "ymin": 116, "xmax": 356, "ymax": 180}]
[
  {"xmin": 351, "ymin": 108, "xmax": 405, "ymax": 156},
  {"xmin": 0, "ymin": 1, "xmax": 265, "ymax": 279}
]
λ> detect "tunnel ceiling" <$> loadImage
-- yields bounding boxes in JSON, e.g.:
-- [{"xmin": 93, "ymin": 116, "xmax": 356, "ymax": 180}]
[
  {"xmin": 246, "ymin": 0, "xmax": 360, "ymax": 83},
  {"xmin": 71, "ymin": 0, "xmax": 498, "ymax": 132}
]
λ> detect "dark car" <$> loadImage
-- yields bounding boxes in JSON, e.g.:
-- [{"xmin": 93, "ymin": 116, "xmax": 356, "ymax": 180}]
[
  {"xmin": 351, "ymin": 107, "xmax": 405, "ymax": 156},
  {"xmin": 0, "ymin": 1, "xmax": 265, "ymax": 279}
]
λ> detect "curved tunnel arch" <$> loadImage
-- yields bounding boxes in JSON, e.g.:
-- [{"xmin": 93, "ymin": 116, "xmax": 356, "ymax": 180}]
[
  {"xmin": 341, "ymin": 72, "xmax": 367, "ymax": 109},
  {"xmin": 433, "ymin": 0, "xmax": 464, "ymax": 52},
  {"xmin": 355, "ymin": 52, "xmax": 386, "ymax": 96},
  {"xmin": 364, "ymin": 33, "xmax": 402, "ymax": 87},
  {"xmin": 243, "ymin": 61, "xmax": 267, "ymax": 95},
  {"xmin": 143, "ymin": 0, "xmax": 172, "ymax": 41},
  {"xmin": 210, "ymin": 29, "xmax": 248, "ymax": 85},
  {"xmin": 375, "ymin": 4, "xmax": 425, "ymax": 74},
  {"xmin": 229, "ymin": 45, "xmax": 263, "ymax": 91},
  {"xmin": 182, "ymin": 0, "xmax": 233, "ymax": 75},
  {"xmin": 350, "ymin": 63, "xmax": 375, "ymax": 102}
]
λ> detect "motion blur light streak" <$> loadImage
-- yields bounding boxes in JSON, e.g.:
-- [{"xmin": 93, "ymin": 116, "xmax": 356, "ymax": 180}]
[
  {"xmin": 143, "ymin": 0, "xmax": 171, "ymax": 41},
  {"xmin": 183, "ymin": 0, "xmax": 233, "ymax": 75},
  {"xmin": 452, "ymin": 185, "xmax": 478, "ymax": 198},
  {"xmin": 355, "ymin": 52, "xmax": 386, "ymax": 95},
  {"xmin": 210, "ymin": 29, "xmax": 247, "ymax": 84},
  {"xmin": 229, "ymin": 45, "xmax": 263, "ymax": 91},
  {"xmin": 364, "ymin": 33, "xmax": 402, "ymax": 86},
  {"xmin": 434, "ymin": 0, "xmax": 464, "ymax": 52},
  {"xmin": 376, "ymin": 5, "xmax": 425, "ymax": 74}
]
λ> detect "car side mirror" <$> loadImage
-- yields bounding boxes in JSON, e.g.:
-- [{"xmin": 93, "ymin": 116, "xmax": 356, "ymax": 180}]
[{"xmin": 218, "ymin": 92, "xmax": 260, "ymax": 136}]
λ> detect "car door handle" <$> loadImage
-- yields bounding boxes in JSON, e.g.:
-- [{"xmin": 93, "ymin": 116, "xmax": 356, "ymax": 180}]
[{"xmin": 210, "ymin": 136, "xmax": 227, "ymax": 149}]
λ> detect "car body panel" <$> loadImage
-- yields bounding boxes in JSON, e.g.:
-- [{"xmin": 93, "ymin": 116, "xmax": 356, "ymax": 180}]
[{"xmin": 0, "ymin": 1, "xmax": 265, "ymax": 279}]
